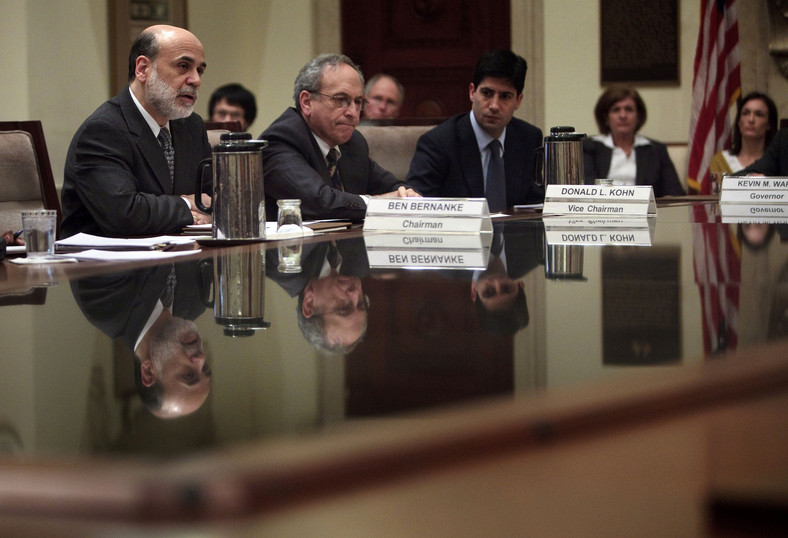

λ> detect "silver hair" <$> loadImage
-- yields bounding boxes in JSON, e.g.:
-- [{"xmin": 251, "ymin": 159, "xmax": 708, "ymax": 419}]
[
  {"xmin": 295, "ymin": 293, "xmax": 367, "ymax": 355},
  {"xmin": 364, "ymin": 73, "xmax": 405, "ymax": 103},
  {"xmin": 293, "ymin": 53, "xmax": 364, "ymax": 110}
]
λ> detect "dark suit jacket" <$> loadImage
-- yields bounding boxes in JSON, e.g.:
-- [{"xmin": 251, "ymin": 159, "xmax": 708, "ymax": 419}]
[
  {"xmin": 583, "ymin": 137, "xmax": 685, "ymax": 197},
  {"xmin": 742, "ymin": 128, "xmax": 788, "ymax": 176},
  {"xmin": 405, "ymin": 113, "xmax": 544, "ymax": 206},
  {"xmin": 260, "ymin": 108, "xmax": 405, "ymax": 222},
  {"xmin": 61, "ymin": 88, "xmax": 211, "ymax": 238},
  {"xmin": 70, "ymin": 262, "xmax": 208, "ymax": 352},
  {"xmin": 266, "ymin": 237, "xmax": 370, "ymax": 298}
]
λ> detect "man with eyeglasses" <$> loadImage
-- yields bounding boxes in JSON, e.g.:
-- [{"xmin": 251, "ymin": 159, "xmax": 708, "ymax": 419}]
[
  {"xmin": 266, "ymin": 237, "xmax": 371, "ymax": 355},
  {"xmin": 261, "ymin": 54, "xmax": 420, "ymax": 222},
  {"xmin": 405, "ymin": 50, "xmax": 544, "ymax": 212},
  {"xmin": 363, "ymin": 73, "xmax": 405, "ymax": 119}
]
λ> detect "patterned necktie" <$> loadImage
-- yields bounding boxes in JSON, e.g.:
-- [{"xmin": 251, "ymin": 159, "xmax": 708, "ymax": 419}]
[
  {"xmin": 158, "ymin": 126, "xmax": 175, "ymax": 187},
  {"xmin": 161, "ymin": 265, "xmax": 177, "ymax": 309},
  {"xmin": 327, "ymin": 242, "xmax": 343, "ymax": 270},
  {"xmin": 326, "ymin": 147, "xmax": 343, "ymax": 190},
  {"xmin": 485, "ymin": 139, "xmax": 506, "ymax": 212}
]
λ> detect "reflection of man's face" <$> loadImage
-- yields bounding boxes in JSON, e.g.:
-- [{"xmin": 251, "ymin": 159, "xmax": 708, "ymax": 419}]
[
  {"xmin": 145, "ymin": 317, "xmax": 211, "ymax": 418},
  {"xmin": 741, "ymin": 222, "xmax": 770, "ymax": 247},
  {"xmin": 302, "ymin": 273, "xmax": 368, "ymax": 349},
  {"xmin": 471, "ymin": 257, "xmax": 524, "ymax": 312}
]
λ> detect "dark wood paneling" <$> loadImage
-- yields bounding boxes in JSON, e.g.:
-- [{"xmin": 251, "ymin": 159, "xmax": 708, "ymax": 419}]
[
  {"xmin": 346, "ymin": 275, "xmax": 513, "ymax": 415},
  {"xmin": 342, "ymin": 0, "xmax": 511, "ymax": 118}
]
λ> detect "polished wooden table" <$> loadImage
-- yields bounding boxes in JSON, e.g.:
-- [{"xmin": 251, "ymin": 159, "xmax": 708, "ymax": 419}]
[{"xmin": 1, "ymin": 198, "xmax": 786, "ymax": 536}]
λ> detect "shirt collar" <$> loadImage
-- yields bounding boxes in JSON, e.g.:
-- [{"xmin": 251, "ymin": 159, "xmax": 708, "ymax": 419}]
[
  {"xmin": 129, "ymin": 86, "xmax": 170, "ymax": 137},
  {"xmin": 470, "ymin": 112, "xmax": 506, "ymax": 153},
  {"xmin": 593, "ymin": 133, "xmax": 651, "ymax": 149},
  {"xmin": 311, "ymin": 131, "xmax": 341, "ymax": 161}
]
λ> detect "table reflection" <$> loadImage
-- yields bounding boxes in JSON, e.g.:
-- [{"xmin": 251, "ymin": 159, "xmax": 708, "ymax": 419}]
[
  {"xmin": 267, "ymin": 237, "xmax": 370, "ymax": 354},
  {"xmin": 2, "ymin": 202, "xmax": 787, "ymax": 461},
  {"xmin": 70, "ymin": 262, "xmax": 211, "ymax": 419}
]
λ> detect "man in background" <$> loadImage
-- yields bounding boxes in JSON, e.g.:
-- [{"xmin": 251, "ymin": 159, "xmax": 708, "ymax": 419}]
[
  {"xmin": 208, "ymin": 83, "xmax": 257, "ymax": 131},
  {"xmin": 261, "ymin": 54, "xmax": 418, "ymax": 222},
  {"xmin": 405, "ymin": 50, "xmax": 543, "ymax": 211},
  {"xmin": 363, "ymin": 73, "xmax": 405, "ymax": 119},
  {"xmin": 61, "ymin": 25, "xmax": 212, "ymax": 238}
]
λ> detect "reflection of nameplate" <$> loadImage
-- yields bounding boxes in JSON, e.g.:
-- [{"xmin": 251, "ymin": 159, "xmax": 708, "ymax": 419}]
[
  {"xmin": 364, "ymin": 197, "xmax": 493, "ymax": 233},
  {"xmin": 542, "ymin": 185, "xmax": 656, "ymax": 216},
  {"xmin": 363, "ymin": 233, "xmax": 491, "ymax": 270},
  {"xmin": 720, "ymin": 203, "xmax": 788, "ymax": 223},
  {"xmin": 544, "ymin": 216, "xmax": 655, "ymax": 246},
  {"xmin": 720, "ymin": 176, "xmax": 788, "ymax": 204}
]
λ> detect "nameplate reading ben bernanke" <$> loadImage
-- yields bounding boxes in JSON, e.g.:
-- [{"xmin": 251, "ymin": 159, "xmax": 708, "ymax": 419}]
[{"xmin": 364, "ymin": 197, "xmax": 493, "ymax": 234}]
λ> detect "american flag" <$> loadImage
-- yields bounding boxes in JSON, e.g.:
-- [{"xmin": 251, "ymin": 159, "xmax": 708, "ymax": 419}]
[
  {"xmin": 687, "ymin": 0, "xmax": 741, "ymax": 194},
  {"xmin": 692, "ymin": 204, "xmax": 740, "ymax": 355}
]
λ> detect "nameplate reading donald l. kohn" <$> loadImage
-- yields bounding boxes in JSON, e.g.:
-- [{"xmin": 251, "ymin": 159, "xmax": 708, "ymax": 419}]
[
  {"xmin": 363, "ymin": 197, "xmax": 493, "ymax": 233},
  {"xmin": 542, "ymin": 185, "xmax": 656, "ymax": 217}
]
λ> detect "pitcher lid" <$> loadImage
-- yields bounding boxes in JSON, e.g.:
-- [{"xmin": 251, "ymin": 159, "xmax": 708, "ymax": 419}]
[
  {"xmin": 545, "ymin": 126, "xmax": 586, "ymax": 142},
  {"xmin": 214, "ymin": 132, "xmax": 268, "ymax": 152}
]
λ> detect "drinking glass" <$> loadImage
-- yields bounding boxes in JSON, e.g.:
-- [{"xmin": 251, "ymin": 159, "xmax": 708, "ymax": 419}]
[{"xmin": 21, "ymin": 209, "xmax": 57, "ymax": 258}]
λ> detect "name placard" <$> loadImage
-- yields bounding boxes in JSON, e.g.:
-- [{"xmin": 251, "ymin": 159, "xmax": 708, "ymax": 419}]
[
  {"xmin": 364, "ymin": 197, "xmax": 493, "ymax": 233},
  {"xmin": 363, "ymin": 232, "xmax": 491, "ymax": 270},
  {"xmin": 542, "ymin": 185, "xmax": 656, "ymax": 216},
  {"xmin": 544, "ymin": 216, "xmax": 655, "ymax": 246},
  {"xmin": 720, "ymin": 203, "xmax": 788, "ymax": 223},
  {"xmin": 720, "ymin": 176, "xmax": 788, "ymax": 204}
]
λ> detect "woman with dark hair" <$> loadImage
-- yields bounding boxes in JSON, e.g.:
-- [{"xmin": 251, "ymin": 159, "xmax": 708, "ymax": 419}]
[
  {"xmin": 583, "ymin": 85, "xmax": 685, "ymax": 197},
  {"xmin": 710, "ymin": 91, "xmax": 778, "ymax": 174}
]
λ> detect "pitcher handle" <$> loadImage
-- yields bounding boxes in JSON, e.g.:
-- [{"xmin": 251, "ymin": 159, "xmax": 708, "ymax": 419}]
[
  {"xmin": 197, "ymin": 258, "xmax": 215, "ymax": 308},
  {"xmin": 194, "ymin": 157, "xmax": 213, "ymax": 214},
  {"xmin": 533, "ymin": 145, "xmax": 545, "ymax": 188}
]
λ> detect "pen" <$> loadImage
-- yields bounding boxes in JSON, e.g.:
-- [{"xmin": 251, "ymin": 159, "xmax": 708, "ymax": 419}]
[{"xmin": 13, "ymin": 230, "xmax": 23, "ymax": 240}]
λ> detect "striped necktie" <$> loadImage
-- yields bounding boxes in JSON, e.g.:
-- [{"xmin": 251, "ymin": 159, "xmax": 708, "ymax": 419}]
[{"xmin": 326, "ymin": 147, "xmax": 343, "ymax": 190}]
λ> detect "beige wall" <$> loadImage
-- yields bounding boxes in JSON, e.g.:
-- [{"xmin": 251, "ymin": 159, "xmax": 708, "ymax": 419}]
[
  {"xmin": 0, "ymin": 0, "xmax": 778, "ymax": 190},
  {"xmin": 543, "ymin": 1, "xmax": 699, "ymax": 143}
]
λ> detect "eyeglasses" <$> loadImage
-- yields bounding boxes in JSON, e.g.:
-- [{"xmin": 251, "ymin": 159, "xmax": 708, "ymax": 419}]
[
  {"xmin": 314, "ymin": 295, "xmax": 370, "ymax": 317},
  {"xmin": 312, "ymin": 92, "xmax": 367, "ymax": 112}
]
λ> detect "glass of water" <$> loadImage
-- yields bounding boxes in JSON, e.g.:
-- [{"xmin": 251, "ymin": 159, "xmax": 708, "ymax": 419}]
[
  {"xmin": 276, "ymin": 199, "xmax": 303, "ymax": 236},
  {"xmin": 21, "ymin": 209, "xmax": 57, "ymax": 258}
]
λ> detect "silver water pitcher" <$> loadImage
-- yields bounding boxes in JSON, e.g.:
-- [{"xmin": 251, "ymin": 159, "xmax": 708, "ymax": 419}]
[
  {"xmin": 534, "ymin": 126, "xmax": 587, "ymax": 187},
  {"xmin": 195, "ymin": 132, "xmax": 268, "ymax": 240},
  {"xmin": 199, "ymin": 250, "xmax": 270, "ymax": 337}
]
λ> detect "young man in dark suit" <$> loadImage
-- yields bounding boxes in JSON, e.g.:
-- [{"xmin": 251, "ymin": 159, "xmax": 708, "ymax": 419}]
[
  {"xmin": 61, "ymin": 25, "xmax": 212, "ymax": 238},
  {"xmin": 261, "ymin": 54, "xmax": 419, "ymax": 222},
  {"xmin": 405, "ymin": 50, "xmax": 544, "ymax": 211}
]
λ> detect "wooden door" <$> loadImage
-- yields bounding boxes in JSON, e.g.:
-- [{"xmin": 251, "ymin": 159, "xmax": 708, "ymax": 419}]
[{"xmin": 342, "ymin": 0, "xmax": 511, "ymax": 118}]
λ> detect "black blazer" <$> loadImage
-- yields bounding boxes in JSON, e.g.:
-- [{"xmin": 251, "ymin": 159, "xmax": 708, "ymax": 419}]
[
  {"xmin": 742, "ymin": 128, "xmax": 788, "ymax": 176},
  {"xmin": 406, "ymin": 113, "xmax": 544, "ymax": 206},
  {"xmin": 70, "ymin": 262, "xmax": 207, "ymax": 352},
  {"xmin": 61, "ymin": 88, "xmax": 211, "ymax": 238},
  {"xmin": 265, "ymin": 237, "xmax": 370, "ymax": 298},
  {"xmin": 260, "ymin": 108, "xmax": 405, "ymax": 222},
  {"xmin": 583, "ymin": 137, "xmax": 685, "ymax": 197}
]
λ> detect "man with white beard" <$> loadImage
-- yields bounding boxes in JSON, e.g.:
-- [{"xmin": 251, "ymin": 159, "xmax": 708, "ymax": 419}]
[{"xmin": 61, "ymin": 25, "xmax": 212, "ymax": 237}]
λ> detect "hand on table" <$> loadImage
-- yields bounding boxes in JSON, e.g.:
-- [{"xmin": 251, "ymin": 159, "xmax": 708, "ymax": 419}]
[
  {"xmin": 2, "ymin": 230, "xmax": 24, "ymax": 246},
  {"xmin": 375, "ymin": 186, "xmax": 422, "ymax": 198},
  {"xmin": 181, "ymin": 194, "xmax": 213, "ymax": 225}
]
